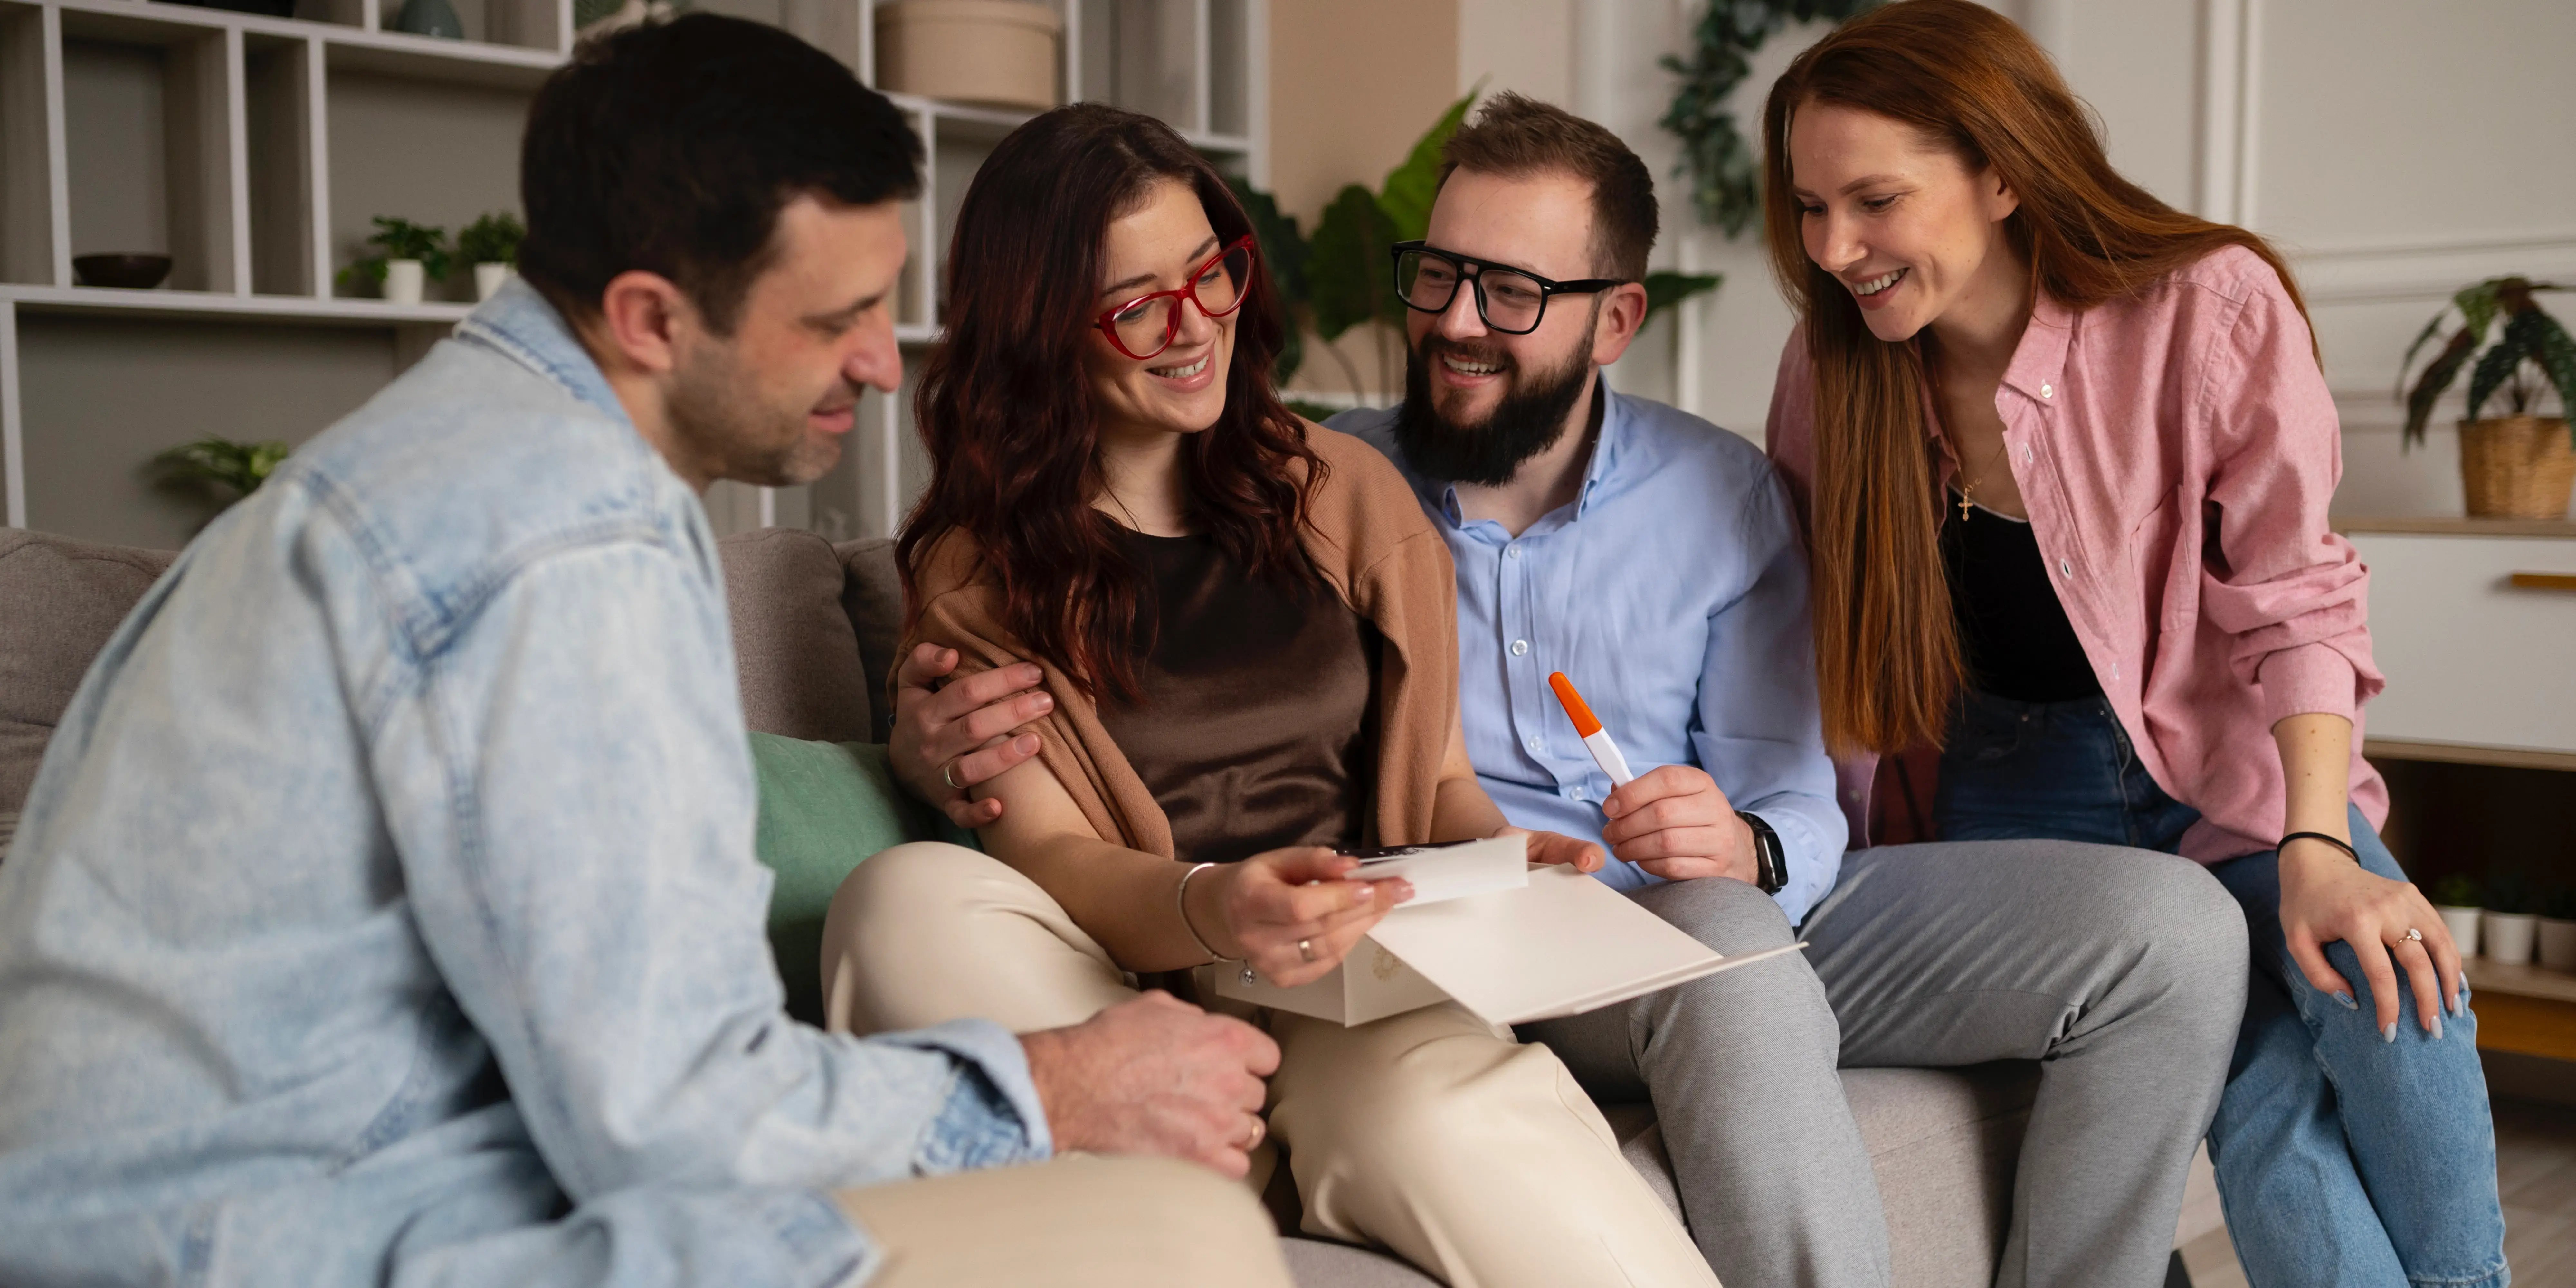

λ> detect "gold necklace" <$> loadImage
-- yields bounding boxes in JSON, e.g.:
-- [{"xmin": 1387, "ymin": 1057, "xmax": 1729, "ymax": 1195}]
[{"xmin": 1953, "ymin": 434, "xmax": 2011, "ymax": 521}]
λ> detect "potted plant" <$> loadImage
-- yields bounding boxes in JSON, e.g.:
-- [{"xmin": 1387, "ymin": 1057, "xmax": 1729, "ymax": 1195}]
[
  {"xmin": 459, "ymin": 212, "xmax": 525, "ymax": 302},
  {"xmin": 2540, "ymin": 885, "xmax": 2576, "ymax": 973},
  {"xmin": 2431, "ymin": 874, "xmax": 2482, "ymax": 959},
  {"xmin": 2396, "ymin": 276, "xmax": 2576, "ymax": 518},
  {"xmin": 2482, "ymin": 872, "xmax": 2537, "ymax": 967},
  {"xmin": 154, "ymin": 436, "xmax": 290, "ymax": 505},
  {"xmin": 337, "ymin": 217, "xmax": 452, "ymax": 305}
]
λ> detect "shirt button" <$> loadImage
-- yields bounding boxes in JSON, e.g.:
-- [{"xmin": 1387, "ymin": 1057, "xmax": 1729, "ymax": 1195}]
[
  {"xmin": 1506, "ymin": 545, "xmax": 1524, "ymax": 560},
  {"xmin": 1527, "ymin": 735, "xmax": 1544, "ymax": 753},
  {"xmin": 1563, "ymin": 785, "xmax": 1583, "ymax": 801},
  {"xmin": 1510, "ymin": 639, "xmax": 1530, "ymax": 656},
  {"xmin": 2040, "ymin": 383, "xmax": 2054, "ymax": 398}
]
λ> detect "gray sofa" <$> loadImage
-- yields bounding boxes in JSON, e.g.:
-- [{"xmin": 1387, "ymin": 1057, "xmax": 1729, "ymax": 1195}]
[{"xmin": 0, "ymin": 525, "xmax": 2220, "ymax": 1287}]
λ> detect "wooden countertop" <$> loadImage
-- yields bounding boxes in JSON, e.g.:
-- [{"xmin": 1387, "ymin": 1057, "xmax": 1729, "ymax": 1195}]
[{"xmin": 2335, "ymin": 516, "xmax": 2576, "ymax": 538}]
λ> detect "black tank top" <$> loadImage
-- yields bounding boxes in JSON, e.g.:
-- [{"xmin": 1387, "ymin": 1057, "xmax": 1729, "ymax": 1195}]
[{"xmin": 1939, "ymin": 494, "xmax": 2103, "ymax": 703}]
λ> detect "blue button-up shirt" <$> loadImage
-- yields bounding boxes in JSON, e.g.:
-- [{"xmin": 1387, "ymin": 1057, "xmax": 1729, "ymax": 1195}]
[
  {"xmin": 0, "ymin": 280, "xmax": 1045, "ymax": 1287},
  {"xmin": 1334, "ymin": 387, "xmax": 1846, "ymax": 923}
]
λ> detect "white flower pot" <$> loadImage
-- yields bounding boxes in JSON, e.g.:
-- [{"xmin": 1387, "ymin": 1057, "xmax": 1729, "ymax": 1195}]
[
  {"xmin": 474, "ymin": 262, "xmax": 512, "ymax": 301},
  {"xmin": 2437, "ymin": 905, "xmax": 2482, "ymax": 958},
  {"xmin": 2484, "ymin": 911, "xmax": 2538, "ymax": 966},
  {"xmin": 382, "ymin": 259, "xmax": 426, "ymax": 305},
  {"xmin": 2539, "ymin": 917, "xmax": 2576, "ymax": 973}
]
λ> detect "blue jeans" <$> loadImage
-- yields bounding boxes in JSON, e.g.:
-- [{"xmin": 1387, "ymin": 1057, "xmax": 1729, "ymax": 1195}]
[{"xmin": 1936, "ymin": 691, "xmax": 2507, "ymax": 1288}]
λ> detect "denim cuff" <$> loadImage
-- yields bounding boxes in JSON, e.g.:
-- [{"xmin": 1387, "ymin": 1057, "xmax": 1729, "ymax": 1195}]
[{"xmin": 873, "ymin": 1018, "xmax": 1054, "ymax": 1167}]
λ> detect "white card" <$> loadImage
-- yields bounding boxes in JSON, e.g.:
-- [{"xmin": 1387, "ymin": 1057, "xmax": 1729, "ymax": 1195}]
[{"xmin": 1343, "ymin": 834, "xmax": 1530, "ymax": 906}]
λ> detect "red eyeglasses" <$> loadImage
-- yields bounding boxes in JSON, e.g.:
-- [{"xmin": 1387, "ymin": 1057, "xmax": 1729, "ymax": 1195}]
[{"xmin": 1093, "ymin": 235, "xmax": 1258, "ymax": 361}]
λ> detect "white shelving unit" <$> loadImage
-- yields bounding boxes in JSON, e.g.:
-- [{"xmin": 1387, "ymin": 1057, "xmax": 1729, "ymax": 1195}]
[{"xmin": 0, "ymin": 0, "xmax": 1265, "ymax": 546}]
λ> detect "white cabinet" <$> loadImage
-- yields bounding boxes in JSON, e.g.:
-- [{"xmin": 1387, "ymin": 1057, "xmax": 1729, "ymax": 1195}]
[{"xmin": 2348, "ymin": 520, "xmax": 2576, "ymax": 763}]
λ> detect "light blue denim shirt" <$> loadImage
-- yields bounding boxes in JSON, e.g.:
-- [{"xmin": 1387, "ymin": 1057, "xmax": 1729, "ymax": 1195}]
[
  {"xmin": 1333, "ymin": 386, "xmax": 1847, "ymax": 923},
  {"xmin": 0, "ymin": 280, "xmax": 1047, "ymax": 1287}
]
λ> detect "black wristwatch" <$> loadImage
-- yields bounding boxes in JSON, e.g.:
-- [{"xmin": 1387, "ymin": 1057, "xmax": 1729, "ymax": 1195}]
[{"xmin": 1737, "ymin": 810, "xmax": 1788, "ymax": 895}]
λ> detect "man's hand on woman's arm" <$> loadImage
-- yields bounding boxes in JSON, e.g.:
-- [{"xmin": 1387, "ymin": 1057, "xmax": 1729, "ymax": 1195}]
[
  {"xmin": 889, "ymin": 643, "xmax": 1051, "ymax": 828},
  {"xmin": 1602, "ymin": 765, "xmax": 1758, "ymax": 883}
]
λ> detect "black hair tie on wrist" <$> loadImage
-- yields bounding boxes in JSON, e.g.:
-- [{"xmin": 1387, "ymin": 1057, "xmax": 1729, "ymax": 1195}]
[{"xmin": 2279, "ymin": 831, "xmax": 2359, "ymax": 862}]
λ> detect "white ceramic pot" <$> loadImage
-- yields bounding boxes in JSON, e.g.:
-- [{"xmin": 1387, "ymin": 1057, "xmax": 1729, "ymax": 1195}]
[
  {"xmin": 2484, "ymin": 911, "xmax": 2538, "ymax": 966},
  {"xmin": 382, "ymin": 259, "xmax": 426, "ymax": 305},
  {"xmin": 474, "ymin": 262, "xmax": 512, "ymax": 301},
  {"xmin": 2539, "ymin": 917, "xmax": 2576, "ymax": 973},
  {"xmin": 2438, "ymin": 905, "xmax": 2482, "ymax": 958}
]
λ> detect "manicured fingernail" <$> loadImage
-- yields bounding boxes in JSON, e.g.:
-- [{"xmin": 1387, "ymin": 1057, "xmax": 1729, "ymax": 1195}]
[
  {"xmin": 2382, "ymin": 1022, "xmax": 2397, "ymax": 1044},
  {"xmin": 1032, "ymin": 693, "xmax": 1053, "ymax": 711},
  {"xmin": 1015, "ymin": 734, "xmax": 1040, "ymax": 753},
  {"xmin": 1393, "ymin": 880, "xmax": 1416, "ymax": 903},
  {"xmin": 2332, "ymin": 990, "xmax": 2357, "ymax": 1009},
  {"xmin": 2431, "ymin": 1015, "xmax": 2445, "ymax": 1041}
]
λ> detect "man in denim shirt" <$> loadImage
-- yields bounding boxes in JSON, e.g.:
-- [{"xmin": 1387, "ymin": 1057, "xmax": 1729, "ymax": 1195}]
[{"xmin": 0, "ymin": 17, "xmax": 1287, "ymax": 1288}]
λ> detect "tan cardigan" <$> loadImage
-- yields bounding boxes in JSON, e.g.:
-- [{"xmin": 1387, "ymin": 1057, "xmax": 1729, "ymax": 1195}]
[{"xmin": 903, "ymin": 424, "xmax": 1459, "ymax": 858}]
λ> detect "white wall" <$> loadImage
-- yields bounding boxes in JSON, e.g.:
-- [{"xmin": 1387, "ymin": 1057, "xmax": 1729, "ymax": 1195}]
[{"xmin": 1456, "ymin": 0, "xmax": 2576, "ymax": 516}]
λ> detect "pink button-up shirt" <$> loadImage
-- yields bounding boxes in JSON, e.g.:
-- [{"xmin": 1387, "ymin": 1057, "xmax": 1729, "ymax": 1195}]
[{"xmin": 1767, "ymin": 246, "xmax": 2387, "ymax": 863}]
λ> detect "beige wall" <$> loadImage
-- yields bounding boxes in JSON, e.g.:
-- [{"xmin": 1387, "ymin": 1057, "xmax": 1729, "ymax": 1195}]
[{"xmin": 1266, "ymin": 0, "xmax": 1460, "ymax": 402}]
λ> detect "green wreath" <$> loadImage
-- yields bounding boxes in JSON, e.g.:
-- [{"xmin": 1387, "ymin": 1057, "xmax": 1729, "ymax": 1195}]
[{"xmin": 1660, "ymin": 0, "xmax": 1879, "ymax": 238}]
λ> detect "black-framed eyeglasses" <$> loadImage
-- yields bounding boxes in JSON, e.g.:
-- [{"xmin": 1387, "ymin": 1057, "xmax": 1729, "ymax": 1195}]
[{"xmin": 1389, "ymin": 241, "xmax": 1623, "ymax": 335}]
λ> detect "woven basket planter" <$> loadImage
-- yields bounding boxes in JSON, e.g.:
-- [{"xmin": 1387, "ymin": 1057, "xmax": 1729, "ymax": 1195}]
[{"xmin": 2458, "ymin": 415, "xmax": 2575, "ymax": 519}]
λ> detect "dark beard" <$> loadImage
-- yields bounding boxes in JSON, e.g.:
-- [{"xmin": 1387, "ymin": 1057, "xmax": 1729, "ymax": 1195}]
[{"xmin": 1390, "ymin": 326, "xmax": 1595, "ymax": 487}]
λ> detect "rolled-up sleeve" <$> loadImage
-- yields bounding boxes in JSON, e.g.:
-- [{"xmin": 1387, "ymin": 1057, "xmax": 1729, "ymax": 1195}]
[
  {"xmin": 373, "ymin": 538, "xmax": 1049, "ymax": 1209},
  {"xmin": 2195, "ymin": 280, "xmax": 2384, "ymax": 727}
]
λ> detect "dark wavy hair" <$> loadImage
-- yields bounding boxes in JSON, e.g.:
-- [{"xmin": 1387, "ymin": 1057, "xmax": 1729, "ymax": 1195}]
[{"xmin": 898, "ymin": 104, "xmax": 1322, "ymax": 702}]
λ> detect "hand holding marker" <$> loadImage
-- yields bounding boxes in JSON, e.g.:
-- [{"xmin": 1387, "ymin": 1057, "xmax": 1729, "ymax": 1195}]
[{"xmin": 1547, "ymin": 672, "xmax": 1633, "ymax": 788}]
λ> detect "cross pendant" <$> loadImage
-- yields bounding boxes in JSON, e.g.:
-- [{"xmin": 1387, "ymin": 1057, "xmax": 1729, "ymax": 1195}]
[{"xmin": 1957, "ymin": 491, "xmax": 1974, "ymax": 520}]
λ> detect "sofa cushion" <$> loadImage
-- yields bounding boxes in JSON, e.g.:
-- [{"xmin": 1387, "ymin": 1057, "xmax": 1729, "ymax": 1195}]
[
  {"xmin": 720, "ymin": 529, "xmax": 873, "ymax": 743},
  {"xmin": 833, "ymin": 537, "xmax": 906, "ymax": 742},
  {"xmin": 747, "ymin": 733, "xmax": 957, "ymax": 1024},
  {"xmin": 0, "ymin": 531, "xmax": 175, "ymax": 816}
]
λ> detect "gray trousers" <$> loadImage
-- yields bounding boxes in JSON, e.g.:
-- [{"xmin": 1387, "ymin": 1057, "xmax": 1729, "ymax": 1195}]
[{"xmin": 1519, "ymin": 841, "xmax": 2249, "ymax": 1288}]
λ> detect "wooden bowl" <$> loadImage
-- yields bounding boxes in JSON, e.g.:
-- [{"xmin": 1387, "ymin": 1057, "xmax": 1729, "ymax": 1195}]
[{"xmin": 73, "ymin": 254, "xmax": 174, "ymax": 290}]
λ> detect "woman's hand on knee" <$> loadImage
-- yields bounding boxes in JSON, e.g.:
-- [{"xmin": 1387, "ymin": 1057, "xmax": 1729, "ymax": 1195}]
[
  {"xmin": 1215, "ymin": 848, "xmax": 1412, "ymax": 987},
  {"xmin": 1021, "ymin": 991, "xmax": 1278, "ymax": 1178},
  {"xmin": 2279, "ymin": 842, "xmax": 2461, "ymax": 1037}
]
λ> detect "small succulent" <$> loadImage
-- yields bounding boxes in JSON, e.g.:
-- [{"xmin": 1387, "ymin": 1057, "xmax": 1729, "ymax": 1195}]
[
  {"xmin": 2430, "ymin": 873, "xmax": 2481, "ymax": 909},
  {"xmin": 2484, "ymin": 871, "xmax": 2532, "ymax": 916},
  {"xmin": 2396, "ymin": 276, "xmax": 2575, "ymax": 451},
  {"xmin": 337, "ymin": 216, "xmax": 453, "ymax": 288},
  {"xmin": 154, "ymin": 436, "xmax": 290, "ymax": 500},
  {"xmin": 457, "ymin": 211, "xmax": 525, "ymax": 267}
]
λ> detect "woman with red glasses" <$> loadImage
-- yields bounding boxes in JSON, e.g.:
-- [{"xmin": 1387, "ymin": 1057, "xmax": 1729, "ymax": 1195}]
[{"xmin": 814, "ymin": 104, "xmax": 1717, "ymax": 1288}]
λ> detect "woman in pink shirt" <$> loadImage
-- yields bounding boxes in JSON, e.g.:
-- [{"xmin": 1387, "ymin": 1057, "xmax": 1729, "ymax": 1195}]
[{"xmin": 1761, "ymin": 3, "xmax": 2503, "ymax": 1285}]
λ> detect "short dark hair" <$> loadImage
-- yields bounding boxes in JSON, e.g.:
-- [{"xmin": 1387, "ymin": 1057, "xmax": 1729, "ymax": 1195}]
[
  {"xmin": 517, "ymin": 14, "xmax": 922, "ymax": 334},
  {"xmin": 1437, "ymin": 92, "xmax": 1657, "ymax": 281}
]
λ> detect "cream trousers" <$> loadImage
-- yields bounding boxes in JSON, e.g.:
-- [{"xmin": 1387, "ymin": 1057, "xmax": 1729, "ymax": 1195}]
[
  {"xmin": 819, "ymin": 842, "xmax": 1720, "ymax": 1288},
  {"xmin": 833, "ymin": 1153, "xmax": 1292, "ymax": 1288}
]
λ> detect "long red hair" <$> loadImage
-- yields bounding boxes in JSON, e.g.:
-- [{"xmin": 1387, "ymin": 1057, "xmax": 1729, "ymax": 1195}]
[
  {"xmin": 1760, "ymin": 0, "xmax": 2313, "ymax": 757},
  {"xmin": 898, "ymin": 104, "xmax": 1321, "ymax": 701}
]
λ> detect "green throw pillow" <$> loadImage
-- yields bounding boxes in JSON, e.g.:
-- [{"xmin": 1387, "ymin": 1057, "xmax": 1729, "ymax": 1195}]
[{"xmin": 746, "ymin": 733, "xmax": 978, "ymax": 1025}]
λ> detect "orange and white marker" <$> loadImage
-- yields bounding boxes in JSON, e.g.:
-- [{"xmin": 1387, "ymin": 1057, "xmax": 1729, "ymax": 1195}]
[{"xmin": 1547, "ymin": 672, "xmax": 1634, "ymax": 787}]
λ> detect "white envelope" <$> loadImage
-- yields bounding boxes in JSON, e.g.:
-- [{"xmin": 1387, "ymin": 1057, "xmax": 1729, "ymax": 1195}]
[
  {"xmin": 1216, "ymin": 862, "xmax": 1808, "ymax": 1027},
  {"xmin": 1343, "ymin": 834, "xmax": 1529, "ymax": 905}
]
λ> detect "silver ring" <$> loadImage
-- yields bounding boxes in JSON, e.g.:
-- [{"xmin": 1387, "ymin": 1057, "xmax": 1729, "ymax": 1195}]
[
  {"xmin": 1298, "ymin": 938, "xmax": 1316, "ymax": 963},
  {"xmin": 939, "ymin": 758, "xmax": 965, "ymax": 792},
  {"xmin": 1240, "ymin": 964, "xmax": 1258, "ymax": 986}
]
